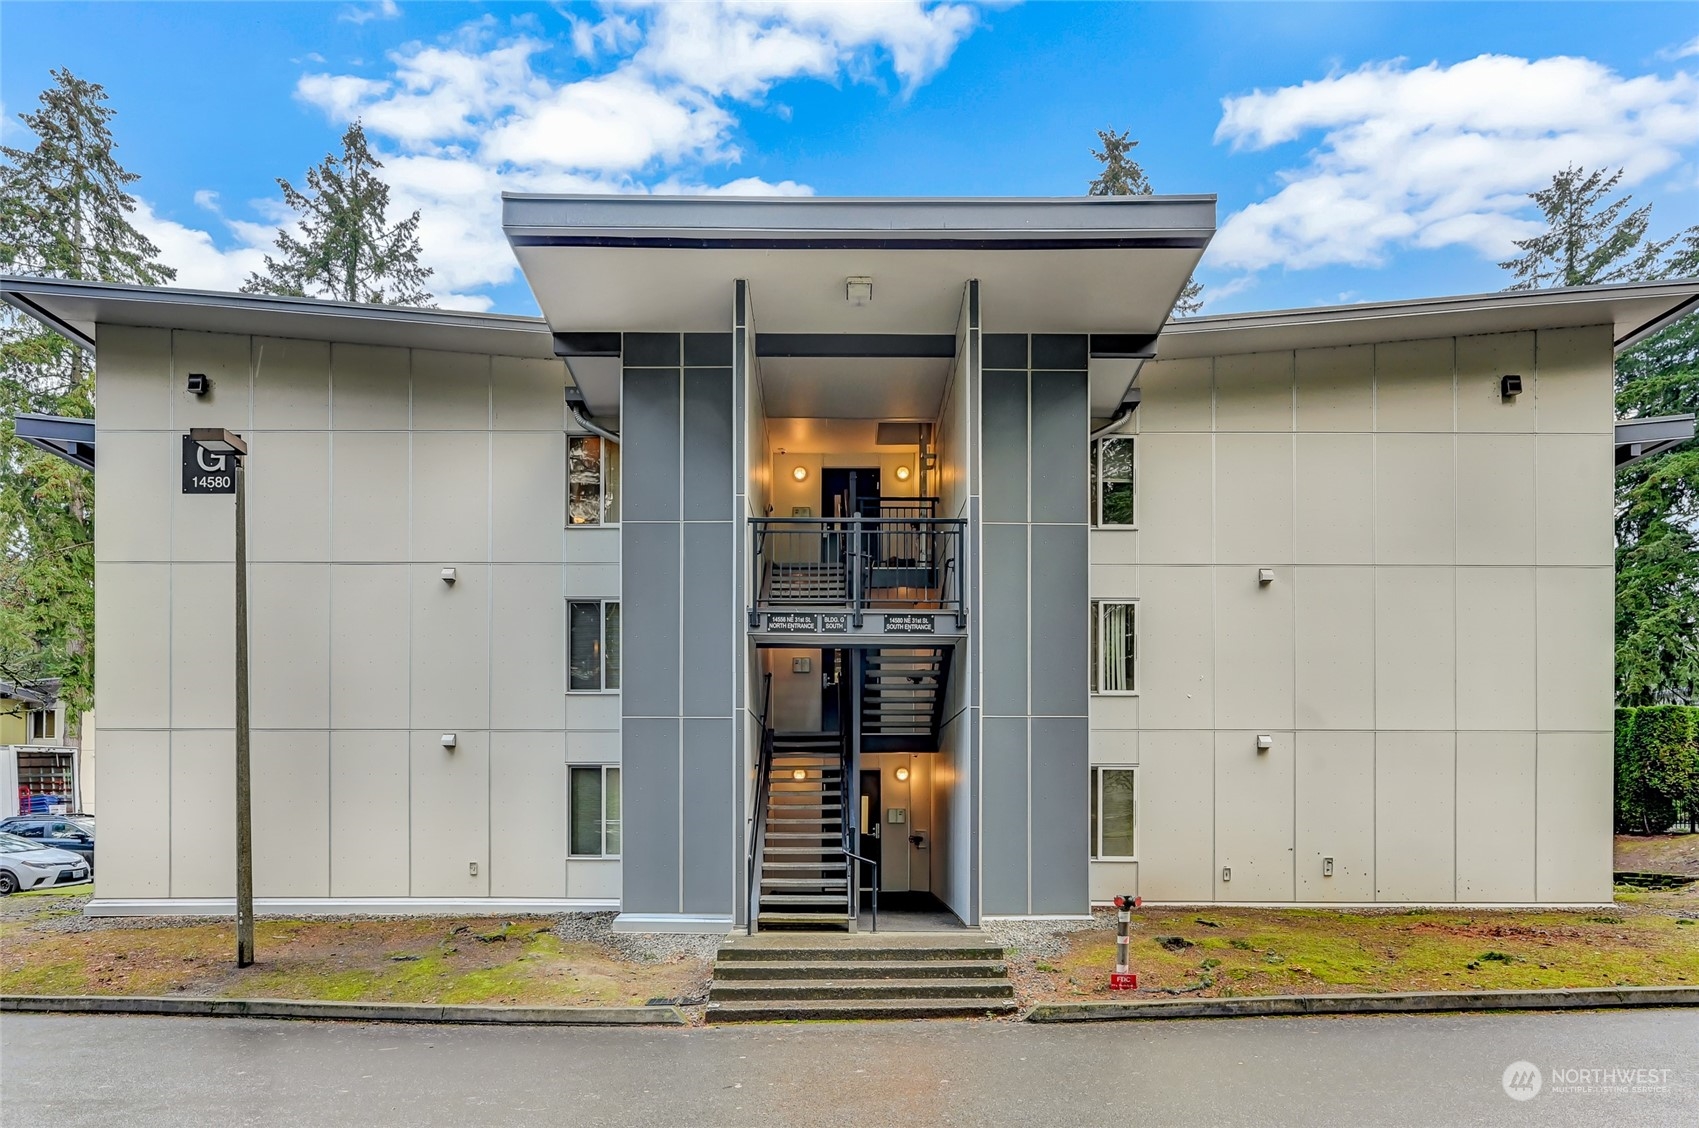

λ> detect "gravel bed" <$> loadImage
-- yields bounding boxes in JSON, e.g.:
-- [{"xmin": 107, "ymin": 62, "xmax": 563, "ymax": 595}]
[
  {"xmin": 552, "ymin": 911, "xmax": 725, "ymax": 964},
  {"xmin": 983, "ymin": 909, "xmax": 1112, "ymax": 960}
]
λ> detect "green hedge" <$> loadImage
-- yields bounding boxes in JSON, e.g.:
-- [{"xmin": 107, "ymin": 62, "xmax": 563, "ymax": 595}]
[{"xmin": 1615, "ymin": 705, "xmax": 1699, "ymax": 834}]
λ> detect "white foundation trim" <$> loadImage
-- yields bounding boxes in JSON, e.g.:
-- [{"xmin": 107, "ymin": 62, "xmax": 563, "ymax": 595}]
[
  {"xmin": 611, "ymin": 913, "xmax": 734, "ymax": 934},
  {"xmin": 981, "ymin": 914, "xmax": 1095, "ymax": 922},
  {"xmin": 85, "ymin": 898, "xmax": 619, "ymax": 918},
  {"xmin": 1114, "ymin": 901, "xmax": 1618, "ymax": 911}
]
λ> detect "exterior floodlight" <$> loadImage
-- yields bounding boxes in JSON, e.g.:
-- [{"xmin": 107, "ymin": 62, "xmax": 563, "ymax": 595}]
[
  {"xmin": 441, "ymin": 733, "xmax": 458, "ymax": 749},
  {"xmin": 441, "ymin": 567, "xmax": 458, "ymax": 585},
  {"xmin": 1258, "ymin": 568, "xmax": 1275, "ymax": 585},
  {"xmin": 1256, "ymin": 734, "xmax": 1273, "ymax": 752},
  {"xmin": 1501, "ymin": 374, "xmax": 1523, "ymax": 400},
  {"xmin": 189, "ymin": 428, "xmax": 247, "ymax": 457},
  {"xmin": 186, "ymin": 373, "xmax": 211, "ymax": 397},
  {"xmin": 846, "ymin": 276, "xmax": 873, "ymax": 306}
]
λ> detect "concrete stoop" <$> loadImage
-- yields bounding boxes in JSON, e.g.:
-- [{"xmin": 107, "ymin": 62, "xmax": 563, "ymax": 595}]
[{"xmin": 706, "ymin": 933, "xmax": 1017, "ymax": 1022}]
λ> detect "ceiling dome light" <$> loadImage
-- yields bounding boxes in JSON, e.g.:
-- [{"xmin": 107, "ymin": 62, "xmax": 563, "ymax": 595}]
[
  {"xmin": 792, "ymin": 465, "xmax": 809, "ymax": 482},
  {"xmin": 895, "ymin": 465, "xmax": 912, "ymax": 482}
]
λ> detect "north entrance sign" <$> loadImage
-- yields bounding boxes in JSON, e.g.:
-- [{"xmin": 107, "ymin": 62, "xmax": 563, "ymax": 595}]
[{"xmin": 182, "ymin": 435, "xmax": 236, "ymax": 493}]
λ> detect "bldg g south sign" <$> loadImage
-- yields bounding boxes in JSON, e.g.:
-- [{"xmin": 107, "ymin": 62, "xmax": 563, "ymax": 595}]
[{"xmin": 181, "ymin": 434, "xmax": 236, "ymax": 493}]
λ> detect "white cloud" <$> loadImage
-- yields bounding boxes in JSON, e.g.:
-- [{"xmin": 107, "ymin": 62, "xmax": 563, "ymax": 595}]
[
  {"xmin": 1659, "ymin": 35, "xmax": 1699, "ymax": 62},
  {"xmin": 131, "ymin": 199, "xmax": 271, "ymax": 293},
  {"xmin": 1209, "ymin": 54, "xmax": 1699, "ymax": 274},
  {"xmin": 339, "ymin": 0, "xmax": 399, "ymax": 27}
]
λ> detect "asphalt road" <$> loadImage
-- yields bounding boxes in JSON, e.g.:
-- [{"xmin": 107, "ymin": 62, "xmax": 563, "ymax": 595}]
[{"xmin": 2, "ymin": 1010, "xmax": 1695, "ymax": 1127}]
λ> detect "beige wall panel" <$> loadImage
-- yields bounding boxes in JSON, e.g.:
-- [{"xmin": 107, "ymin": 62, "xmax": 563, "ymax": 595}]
[
  {"xmin": 1137, "ymin": 434, "xmax": 1213, "ymax": 563},
  {"xmin": 330, "ymin": 731, "xmax": 410, "ymax": 896},
  {"xmin": 1374, "ymin": 568, "xmax": 1455, "ymax": 730},
  {"xmin": 567, "ymin": 859, "xmax": 622, "ymax": 901},
  {"xmin": 1536, "ymin": 732, "xmax": 1614, "ymax": 902},
  {"xmin": 564, "ymin": 563, "xmax": 620, "ymax": 596},
  {"xmin": 1214, "ymin": 433, "xmax": 1294, "ymax": 564},
  {"xmin": 95, "ymin": 431, "xmax": 174, "ymax": 562},
  {"xmin": 1455, "ymin": 568, "xmax": 1537, "ymax": 730},
  {"xmin": 1535, "ymin": 567, "xmax": 1613, "ymax": 732},
  {"xmin": 94, "ymin": 325, "xmax": 173, "ymax": 430},
  {"xmin": 565, "ymin": 695, "xmax": 622, "ymax": 732},
  {"xmin": 172, "ymin": 482, "xmax": 236, "ymax": 563},
  {"xmin": 1089, "ymin": 702, "xmax": 1140, "ymax": 738},
  {"xmin": 1214, "ymin": 732, "xmax": 1294, "ymax": 901},
  {"xmin": 171, "ymin": 331, "xmax": 251, "ymax": 430},
  {"xmin": 330, "ymin": 431, "xmax": 410, "ymax": 563},
  {"xmin": 250, "ymin": 564, "xmax": 331, "ymax": 729},
  {"xmin": 1214, "ymin": 567, "xmax": 1294, "ymax": 729},
  {"xmin": 330, "ymin": 343, "xmax": 409, "ymax": 429},
  {"xmin": 1089, "ymin": 563, "xmax": 1138, "ymax": 597},
  {"xmin": 91, "ymin": 731, "xmax": 170, "ymax": 897},
  {"xmin": 1136, "ymin": 357, "xmax": 1212, "ymax": 432},
  {"xmin": 490, "ymin": 732, "xmax": 567, "ymax": 897},
  {"xmin": 566, "ymin": 729, "xmax": 622, "ymax": 763},
  {"xmin": 1375, "ymin": 433, "xmax": 1455, "ymax": 564},
  {"xmin": 247, "ymin": 431, "xmax": 331, "ymax": 562},
  {"xmin": 1135, "ymin": 732, "xmax": 1214, "ymax": 901},
  {"xmin": 1455, "ymin": 732, "xmax": 1536, "ymax": 901},
  {"xmin": 412, "ymin": 431, "xmax": 490, "ymax": 563},
  {"xmin": 1294, "ymin": 433, "xmax": 1375, "ymax": 564},
  {"xmin": 95, "ymin": 564, "xmax": 171, "ymax": 728},
  {"xmin": 411, "ymin": 350, "xmax": 491, "ymax": 430},
  {"xmin": 1136, "ymin": 567, "xmax": 1214, "ymax": 729},
  {"xmin": 1456, "ymin": 435, "xmax": 1535, "ymax": 565},
  {"xmin": 492, "ymin": 356, "xmax": 568, "ymax": 431},
  {"xmin": 491, "ymin": 566, "xmax": 566, "ymax": 730},
  {"xmin": 1295, "ymin": 344, "xmax": 1374, "ymax": 432},
  {"xmin": 1535, "ymin": 325, "xmax": 1614, "ymax": 434},
  {"xmin": 1213, "ymin": 351, "xmax": 1293, "ymax": 432},
  {"xmin": 251, "ymin": 731, "xmax": 330, "ymax": 897},
  {"xmin": 1456, "ymin": 332, "xmax": 1535, "ymax": 433},
  {"xmin": 1535, "ymin": 434, "xmax": 1613, "ymax": 566},
  {"xmin": 1294, "ymin": 566, "xmax": 1375, "ymax": 729},
  {"xmin": 171, "ymin": 563, "xmax": 235, "ymax": 728},
  {"xmin": 1089, "ymin": 860, "xmax": 1139, "ymax": 903},
  {"xmin": 330, "ymin": 565, "xmax": 411, "ymax": 728},
  {"xmin": 409, "ymin": 730, "xmax": 490, "ymax": 897},
  {"xmin": 492, "ymin": 432, "xmax": 566, "ymax": 563},
  {"xmin": 411, "ymin": 564, "xmax": 489, "ymax": 730},
  {"xmin": 251, "ymin": 336, "xmax": 330, "ymax": 430},
  {"xmin": 565, "ymin": 527, "xmax": 621, "ymax": 564},
  {"xmin": 1374, "ymin": 338, "xmax": 1454, "ymax": 432},
  {"xmin": 1294, "ymin": 732, "xmax": 1375, "ymax": 901},
  {"xmin": 1374, "ymin": 732, "xmax": 1455, "ymax": 901},
  {"xmin": 1091, "ymin": 530, "xmax": 1139, "ymax": 567},
  {"xmin": 169, "ymin": 730, "xmax": 235, "ymax": 897}
]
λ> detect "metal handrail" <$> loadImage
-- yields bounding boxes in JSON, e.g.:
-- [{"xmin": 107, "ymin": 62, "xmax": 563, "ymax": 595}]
[
  {"xmin": 749, "ymin": 515, "xmax": 967, "ymax": 623},
  {"xmin": 842, "ymin": 847, "xmax": 879, "ymax": 933},
  {"xmin": 745, "ymin": 673, "xmax": 774, "ymax": 935}
]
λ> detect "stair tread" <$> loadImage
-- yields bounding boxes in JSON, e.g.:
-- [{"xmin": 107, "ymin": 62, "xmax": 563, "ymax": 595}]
[
  {"xmin": 706, "ymin": 998, "xmax": 1017, "ymax": 1021},
  {"xmin": 712, "ymin": 961, "xmax": 1009, "ymax": 978}
]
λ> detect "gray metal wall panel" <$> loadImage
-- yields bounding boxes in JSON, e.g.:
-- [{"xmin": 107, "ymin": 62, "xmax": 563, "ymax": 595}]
[
  {"xmin": 1030, "ymin": 370, "xmax": 1089, "ymax": 524},
  {"xmin": 981, "ymin": 523, "xmax": 1029, "ymax": 715},
  {"xmin": 681, "ymin": 521, "xmax": 735, "ymax": 717},
  {"xmin": 1029, "ymin": 716, "xmax": 1089, "ymax": 914},
  {"xmin": 1029, "ymin": 523, "xmax": 1088, "ymax": 717},
  {"xmin": 620, "ymin": 718, "xmax": 681, "ymax": 913},
  {"xmin": 683, "ymin": 367, "xmax": 734, "ymax": 521},
  {"xmin": 620, "ymin": 521, "xmax": 681, "ymax": 717},
  {"xmin": 621, "ymin": 367, "xmax": 680, "ymax": 522},
  {"xmin": 981, "ymin": 369, "xmax": 1029, "ymax": 522},
  {"xmin": 981, "ymin": 716, "xmax": 1029, "ymax": 914},
  {"xmin": 681, "ymin": 719, "xmax": 735, "ymax": 914}
]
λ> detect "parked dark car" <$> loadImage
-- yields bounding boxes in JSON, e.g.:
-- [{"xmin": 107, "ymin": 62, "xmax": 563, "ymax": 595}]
[
  {"xmin": 0, "ymin": 832, "xmax": 90, "ymax": 894},
  {"xmin": 0, "ymin": 815, "xmax": 94, "ymax": 873}
]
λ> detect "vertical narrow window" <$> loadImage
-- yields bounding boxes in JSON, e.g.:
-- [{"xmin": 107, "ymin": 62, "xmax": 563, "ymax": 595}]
[
  {"xmin": 1090, "ymin": 766, "xmax": 1137, "ymax": 860},
  {"xmin": 570, "ymin": 765, "xmax": 620, "ymax": 857},
  {"xmin": 1091, "ymin": 435, "xmax": 1135, "ymax": 527},
  {"xmin": 569, "ymin": 599, "xmax": 620, "ymax": 691},
  {"xmin": 1091, "ymin": 600, "xmax": 1137, "ymax": 694},
  {"xmin": 568, "ymin": 436, "xmax": 621, "ymax": 525}
]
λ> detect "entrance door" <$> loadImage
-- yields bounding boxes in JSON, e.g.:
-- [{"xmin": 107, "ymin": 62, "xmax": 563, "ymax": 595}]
[
  {"xmin": 822, "ymin": 467, "xmax": 882, "ymax": 519},
  {"xmin": 820, "ymin": 649, "xmax": 842, "ymax": 733},
  {"xmin": 858, "ymin": 768, "xmax": 882, "ymax": 909}
]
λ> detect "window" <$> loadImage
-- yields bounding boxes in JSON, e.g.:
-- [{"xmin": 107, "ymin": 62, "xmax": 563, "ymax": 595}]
[
  {"xmin": 570, "ymin": 765, "xmax": 621, "ymax": 857},
  {"xmin": 1091, "ymin": 436, "xmax": 1135, "ymax": 527},
  {"xmin": 1090, "ymin": 766, "xmax": 1137, "ymax": 860},
  {"xmin": 29, "ymin": 710, "xmax": 56, "ymax": 740},
  {"xmin": 1091, "ymin": 600, "xmax": 1137, "ymax": 694},
  {"xmin": 568, "ymin": 435, "xmax": 621, "ymax": 525},
  {"xmin": 569, "ymin": 600, "xmax": 620, "ymax": 692}
]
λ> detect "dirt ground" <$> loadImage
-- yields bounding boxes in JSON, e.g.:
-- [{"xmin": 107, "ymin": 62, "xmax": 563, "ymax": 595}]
[{"xmin": 1614, "ymin": 831, "xmax": 1699, "ymax": 877}]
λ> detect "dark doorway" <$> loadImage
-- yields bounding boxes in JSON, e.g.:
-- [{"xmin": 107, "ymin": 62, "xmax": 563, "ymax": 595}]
[
  {"xmin": 858, "ymin": 767, "xmax": 882, "ymax": 910},
  {"xmin": 820, "ymin": 649, "xmax": 843, "ymax": 734},
  {"xmin": 822, "ymin": 467, "xmax": 881, "ymax": 519}
]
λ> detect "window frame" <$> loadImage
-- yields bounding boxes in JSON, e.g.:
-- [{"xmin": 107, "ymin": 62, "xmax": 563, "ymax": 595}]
[
  {"xmin": 1090, "ymin": 434, "xmax": 1137, "ymax": 529},
  {"xmin": 1090, "ymin": 599, "xmax": 1138, "ymax": 696},
  {"xmin": 568, "ymin": 764, "xmax": 622, "ymax": 859},
  {"xmin": 567, "ymin": 434, "xmax": 621, "ymax": 527},
  {"xmin": 567, "ymin": 599, "xmax": 621, "ymax": 694},
  {"xmin": 1090, "ymin": 764, "xmax": 1138, "ymax": 862}
]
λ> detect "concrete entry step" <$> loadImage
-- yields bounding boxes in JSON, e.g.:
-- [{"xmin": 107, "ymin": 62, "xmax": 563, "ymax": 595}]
[
  {"xmin": 711, "ymin": 959, "xmax": 1010, "ymax": 981},
  {"xmin": 709, "ymin": 979, "xmax": 1015, "ymax": 1002},
  {"xmin": 706, "ymin": 997, "xmax": 1018, "ymax": 1022}
]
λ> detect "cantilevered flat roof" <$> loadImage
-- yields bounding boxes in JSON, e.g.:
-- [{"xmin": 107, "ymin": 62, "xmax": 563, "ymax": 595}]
[
  {"xmin": 0, "ymin": 276, "xmax": 558, "ymax": 359},
  {"xmin": 503, "ymin": 194, "xmax": 1217, "ymax": 338}
]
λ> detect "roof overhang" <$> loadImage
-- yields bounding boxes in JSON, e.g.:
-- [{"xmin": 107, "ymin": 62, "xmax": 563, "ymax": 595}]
[
  {"xmin": 1615, "ymin": 414, "xmax": 1696, "ymax": 468},
  {"xmin": 0, "ymin": 276, "xmax": 558, "ymax": 359},
  {"xmin": 13, "ymin": 413, "xmax": 95, "ymax": 472}
]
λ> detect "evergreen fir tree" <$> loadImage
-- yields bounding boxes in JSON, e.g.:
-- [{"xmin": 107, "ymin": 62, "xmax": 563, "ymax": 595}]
[
  {"xmin": 243, "ymin": 122, "xmax": 434, "ymax": 306},
  {"xmin": 1499, "ymin": 165, "xmax": 1675, "ymax": 290},
  {"xmin": 1088, "ymin": 128, "xmax": 1203, "ymax": 315}
]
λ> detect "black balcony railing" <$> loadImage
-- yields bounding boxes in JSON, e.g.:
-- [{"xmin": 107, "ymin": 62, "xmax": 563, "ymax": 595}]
[{"xmin": 750, "ymin": 506, "xmax": 965, "ymax": 628}]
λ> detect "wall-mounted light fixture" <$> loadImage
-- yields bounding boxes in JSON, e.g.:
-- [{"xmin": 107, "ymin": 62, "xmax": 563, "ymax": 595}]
[
  {"xmin": 441, "ymin": 567, "xmax": 458, "ymax": 586},
  {"xmin": 895, "ymin": 766, "xmax": 911, "ymax": 782},
  {"xmin": 441, "ymin": 733, "xmax": 458, "ymax": 750},
  {"xmin": 894, "ymin": 465, "xmax": 912, "ymax": 482},
  {"xmin": 1258, "ymin": 568, "xmax": 1275, "ymax": 585},
  {"xmin": 1256, "ymin": 734, "xmax": 1273, "ymax": 753},
  {"xmin": 845, "ymin": 276, "xmax": 873, "ymax": 306},
  {"xmin": 792, "ymin": 768, "xmax": 808, "ymax": 781},
  {"xmin": 1501, "ymin": 374, "xmax": 1523, "ymax": 400},
  {"xmin": 792, "ymin": 465, "xmax": 809, "ymax": 482},
  {"xmin": 186, "ymin": 373, "xmax": 211, "ymax": 397}
]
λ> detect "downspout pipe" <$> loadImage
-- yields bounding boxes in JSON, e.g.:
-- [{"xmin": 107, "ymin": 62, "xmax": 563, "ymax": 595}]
[
  {"xmin": 1090, "ymin": 388, "xmax": 1142, "ymax": 440},
  {"xmin": 564, "ymin": 389, "xmax": 619, "ymax": 444}
]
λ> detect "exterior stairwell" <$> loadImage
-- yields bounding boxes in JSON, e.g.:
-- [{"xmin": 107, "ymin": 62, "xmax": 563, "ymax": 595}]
[
  {"xmin": 755, "ymin": 733, "xmax": 852, "ymax": 930},
  {"xmin": 861, "ymin": 648, "xmax": 950, "ymax": 750}
]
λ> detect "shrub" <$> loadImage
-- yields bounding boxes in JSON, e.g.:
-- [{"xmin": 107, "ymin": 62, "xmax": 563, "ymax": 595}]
[{"xmin": 1615, "ymin": 705, "xmax": 1699, "ymax": 833}]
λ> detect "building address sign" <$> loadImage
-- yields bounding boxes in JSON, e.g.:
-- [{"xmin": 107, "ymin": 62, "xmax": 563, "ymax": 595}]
[
  {"xmin": 181, "ymin": 434, "xmax": 235, "ymax": 494},
  {"xmin": 762, "ymin": 612, "xmax": 939, "ymax": 635}
]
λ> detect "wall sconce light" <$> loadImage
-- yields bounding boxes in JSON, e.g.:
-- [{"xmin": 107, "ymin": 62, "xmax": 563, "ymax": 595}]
[
  {"xmin": 441, "ymin": 567, "xmax": 458, "ymax": 585},
  {"xmin": 186, "ymin": 373, "xmax": 211, "ymax": 397},
  {"xmin": 1258, "ymin": 568, "xmax": 1275, "ymax": 585},
  {"xmin": 1256, "ymin": 734, "xmax": 1273, "ymax": 753},
  {"xmin": 792, "ymin": 465, "xmax": 809, "ymax": 482},
  {"xmin": 894, "ymin": 465, "xmax": 912, "ymax": 482},
  {"xmin": 441, "ymin": 733, "xmax": 458, "ymax": 750},
  {"xmin": 895, "ymin": 766, "xmax": 911, "ymax": 782},
  {"xmin": 845, "ymin": 276, "xmax": 873, "ymax": 306},
  {"xmin": 792, "ymin": 768, "xmax": 808, "ymax": 781},
  {"xmin": 1500, "ymin": 374, "xmax": 1523, "ymax": 400}
]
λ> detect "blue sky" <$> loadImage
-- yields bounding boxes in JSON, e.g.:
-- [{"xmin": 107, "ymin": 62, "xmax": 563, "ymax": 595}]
[{"xmin": 3, "ymin": 1, "xmax": 1696, "ymax": 315}]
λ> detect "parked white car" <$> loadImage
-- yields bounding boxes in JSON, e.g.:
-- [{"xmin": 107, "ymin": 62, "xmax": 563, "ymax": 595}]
[{"xmin": 0, "ymin": 831, "xmax": 90, "ymax": 895}]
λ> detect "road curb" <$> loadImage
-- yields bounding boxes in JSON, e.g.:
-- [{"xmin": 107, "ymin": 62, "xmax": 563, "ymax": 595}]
[
  {"xmin": 0, "ymin": 994, "xmax": 687, "ymax": 1026},
  {"xmin": 1025, "ymin": 985, "xmax": 1699, "ymax": 1023}
]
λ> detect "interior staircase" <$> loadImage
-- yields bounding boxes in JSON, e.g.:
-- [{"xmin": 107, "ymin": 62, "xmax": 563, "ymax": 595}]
[
  {"xmin": 756, "ymin": 732, "xmax": 853, "ymax": 930},
  {"xmin": 707, "ymin": 933, "xmax": 1018, "ymax": 1021},
  {"xmin": 861, "ymin": 648, "xmax": 949, "ymax": 746},
  {"xmin": 765, "ymin": 562, "xmax": 847, "ymax": 604}
]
